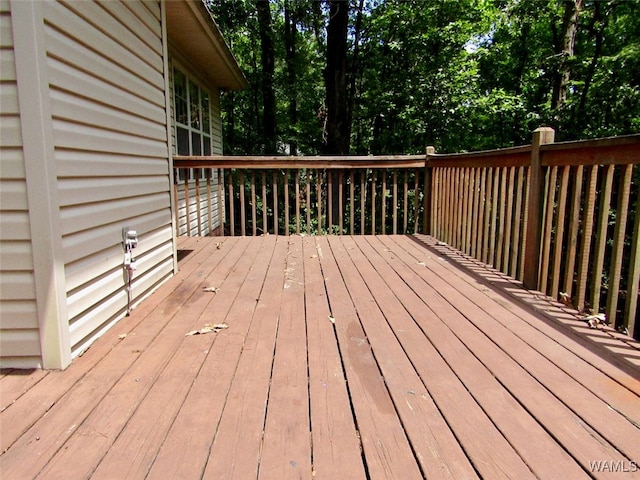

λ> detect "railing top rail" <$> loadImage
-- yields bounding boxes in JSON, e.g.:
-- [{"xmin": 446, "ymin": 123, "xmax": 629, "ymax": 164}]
[
  {"xmin": 173, "ymin": 155, "xmax": 426, "ymax": 169},
  {"xmin": 426, "ymin": 145, "xmax": 531, "ymax": 168},
  {"xmin": 541, "ymin": 133, "xmax": 640, "ymax": 166}
]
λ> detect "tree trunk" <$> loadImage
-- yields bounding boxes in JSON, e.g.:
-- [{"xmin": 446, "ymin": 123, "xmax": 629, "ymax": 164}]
[
  {"xmin": 552, "ymin": 0, "xmax": 583, "ymax": 114},
  {"xmin": 284, "ymin": 0, "xmax": 298, "ymax": 156},
  {"xmin": 324, "ymin": 0, "xmax": 350, "ymax": 155},
  {"xmin": 324, "ymin": 0, "xmax": 350, "ymax": 229},
  {"xmin": 257, "ymin": 0, "xmax": 277, "ymax": 154}
]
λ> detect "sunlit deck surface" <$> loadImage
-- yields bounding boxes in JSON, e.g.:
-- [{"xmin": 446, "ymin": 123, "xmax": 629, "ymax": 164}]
[{"xmin": 2, "ymin": 235, "xmax": 640, "ymax": 479}]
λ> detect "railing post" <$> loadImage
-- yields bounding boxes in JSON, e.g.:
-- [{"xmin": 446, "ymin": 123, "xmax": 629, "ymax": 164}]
[
  {"xmin": 523, "ymin": 127, "xmax": 555, "ymax": 290},
  {"xmin": 423, "ymin": 146, "xmax": 435, "ymax": 235}
]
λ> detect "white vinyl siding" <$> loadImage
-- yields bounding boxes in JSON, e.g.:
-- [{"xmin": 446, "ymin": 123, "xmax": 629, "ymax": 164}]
[
  {"xmin": 43, "ymin": 0, "xmax": 173, "ymax": 357},
  {"xmin": 0, "ymin": 0, "xmax": 42, "ymax": 368},
  {"xmin": 170, "ymin": 60, "xmax": 224, "ymax": 236}
]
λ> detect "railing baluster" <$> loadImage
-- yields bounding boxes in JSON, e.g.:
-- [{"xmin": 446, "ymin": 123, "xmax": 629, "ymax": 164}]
[
  {"xmin": 510, "ymin": 167, "xmax": 525, "ymax": 279},
  {"xmin": 295, "ymin": 170, "xmax": 300, "ymax": 235},
  {"xmin": 591, "ymin": 164, "xmax": 615, "ymax": 312},
  {"xmin": 239, "ymin": 170, "xmax": 246, "ymax": 236},
  {"xmin": 381, "ymin": 169, "xmax": 387, "ymax": 234},
  {"xmin": 262, "ymin": 171, "xmax": 267, "ymax": 234},
  {"xmin": 403, "ymin": 169, "xmax": 409, "ymax": 235},
  {"xmin": 317, "ymin": 169, "xmax": 322, "ymax": 233},
  {"xmin": 393, "ymin": 169, "xmax": 398, "ymax": 235},
  {"xmin": 496, "ymin": 168, "xmax": 507, "ymax": 271},
  {"xmin": 360, "ymin": 169, "xmax": 366, "ymax": 235},
  {"xmin": 575, "ymin": 166, "xmax": 598, "ymax": 311},
  {"xmin": 539, "ymin": 166, "xmax": 557, "ymax": 293},
  {"xmin": 273, "ymin": 170, "xmax": 279, "ymax": 235},
  {"xmin": 371, "ymin": 170, "xmax": 377, "ymax": 235},
  {"xmin": 218, "ymin": 169, "xmax": 224, "ymax": 236},
  {"xmin": 306, "ymin": 169, "xmax": 311, "ymax": 235},
  {"xmin": 503, "ymin": 167, "xmax": 515, "ymax": 274},
  {"xmin": 350, "ymin": 170, "xmax": 355, "ymax": 236},
  {"xmin": 206, "ymin": 169, "xmax": 212, "ymax": 236},
  {"xmin": 605, "ymin": 164, "xmax": 633, "ymax": 325},
  {"xmin": 251, "ymin": 171, "xmax": 257, "ymax": 236},
  {"xmin": 550, "ymin": 165, "xmax": 570, "ymax": 298},
  {"xmin": 563, "ymin": 165, "xmax": 583, "ymax": 298},
  {"xmin": 284, "ymin": 170, "xmax": 290, "ymax": 236},
  {"xmin": 328, "ymin": 170, "xmax": 333, "ymax": 231},
  {"xmin": 227, "ymin": 170, "xmax": 235, "ymax": 236},
  {"xmin": 624, "ymin": 184, "xmax": 640, "ymax": 337},
  {"xmin": 339, "ymin": 170, "xmax": 344, "ymax": 234}
]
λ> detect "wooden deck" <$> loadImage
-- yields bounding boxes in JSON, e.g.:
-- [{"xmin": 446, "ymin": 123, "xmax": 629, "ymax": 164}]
[{"xmin": 2, "ymin": 235, "xmax": 640, "ymax": 479}]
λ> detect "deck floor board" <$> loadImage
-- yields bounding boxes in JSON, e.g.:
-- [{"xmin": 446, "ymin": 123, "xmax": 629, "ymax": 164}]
[{"xmin": 1, "ymin": 235, "xmax": 639, "ymax": 480}]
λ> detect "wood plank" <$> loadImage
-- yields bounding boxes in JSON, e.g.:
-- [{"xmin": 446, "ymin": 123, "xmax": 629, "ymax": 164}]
[
  {"xmin": 251, "ymin": 171, "xmax": 257, "ymax": 236},
  {"xmin": 351, "ymin": 236, "xmax": 542, "ymax": 479},
  {"xmin": 540, "ymin": 166, "xmax": 558, "ymax": 294},
  {"xmin": 0, "ymin": 237, "xmax": 249, "ymax": 477},
  {"xmin": 349, "ymin": 170, "xmax": 355, "ymax": 235},
  {"xmin": 0, "ymin": 369, "xmax": 48, "ymax": 413},
  {"xmin": 84, "ymin": 238, "xmax": 270, "ymax": 480},
  {"xmin": 144, "ymin": 237, "xmax": 281, "ymax": 480},
  {"xmin": 407, "ymin": 235, "xmax": 640, "ymax": 404},
  {"xmin": 272, "ymin": 170, "xmax": 278, "ymax": 235},
  {"xmin": 295, "ymin": 170, "xmax": 301, "ymax": 235},
  {"xmin": 381, "ymin": 236, "xmax": 636, "ymax": 477},
  {"xmin": 328, "ymin": 170, "xmax": 333, "ymax": 230},
  {"xmin": 262, "ymin": 171, "xmax": 268, "ymax": 234},
  {"xmin": 316, "ymin": 170, "xmax": 322, "ymax": 233},
  {"xmin": 201, "ymin": 236, "xmax": 290, "ymax": 479},
  {"xmin": 306, "ymin": 170, "xmax": 311, "ymax": 235},
  {"xmin": 284, "ymin": 170, "xmax": 290, "ymax": 235},
  {"xmin": 258, "ymin": 236, "xmax": 311, "ymax": 478},
  {"xmin": 302, "ymin": 237, "xmax": 366, "ymax": 479},
  {"xmin": 496, "ymin": 167, "xmax": 507, "ymax": 271},
  {"xmin": 503, "ymin": 166, "xmax": 515, "ymax": 274},
  {"xmin": 339, "ymin": 170, "xmax": 344, "ymax": 233},
  {"xmin": 0, "ymin": 236, "xmax": 227, "ymax": 453},
  {"xmin": 317, "ymin": 236, "xmax": 423, "ymax": 479}
]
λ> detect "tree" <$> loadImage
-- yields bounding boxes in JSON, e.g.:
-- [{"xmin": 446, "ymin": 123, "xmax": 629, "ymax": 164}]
[
  {"xmin": 257, "ymin": 0, "xmax": 277, "ymax": 153},
  {"xmin": 324, "ymin": 0, "xmax": 350, "ymax": 155}
]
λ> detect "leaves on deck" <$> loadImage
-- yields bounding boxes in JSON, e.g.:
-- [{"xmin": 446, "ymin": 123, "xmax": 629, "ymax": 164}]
[
  {"xmin": 328, "ymin": 315, "xmax": 336, "ymax": 324},
  {"xmin": 583, "ymin": 312, "xmax": 607, "ymax": 329},
  {"xmin": 203, "ymin": 286, "xmax": 219, "ymax": 293},
  {"xmin": 185, "ymin": 323, "xmax": 229, "ymax": 336}
]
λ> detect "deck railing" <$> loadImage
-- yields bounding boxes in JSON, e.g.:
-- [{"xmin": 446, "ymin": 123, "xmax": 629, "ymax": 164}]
[{"xmin": 173, "ymin": 129, "xmax": 640, "ymax": 337}]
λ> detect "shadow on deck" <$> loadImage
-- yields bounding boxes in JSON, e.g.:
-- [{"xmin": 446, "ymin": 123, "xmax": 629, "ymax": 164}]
[{"xmin": 1, "ymin": 235, "xmax": 639, "ymax": 479}]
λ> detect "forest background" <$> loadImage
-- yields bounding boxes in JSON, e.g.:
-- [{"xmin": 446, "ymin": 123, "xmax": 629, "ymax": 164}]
[{"xmin": 206, "ymin": 0, "xmax": 639, "ymax": 156}]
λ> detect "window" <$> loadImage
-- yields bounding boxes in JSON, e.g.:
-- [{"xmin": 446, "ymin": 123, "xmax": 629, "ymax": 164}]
[{"xmin": 173, "ymin": 67, "xmax": 214, "ymax": 180}]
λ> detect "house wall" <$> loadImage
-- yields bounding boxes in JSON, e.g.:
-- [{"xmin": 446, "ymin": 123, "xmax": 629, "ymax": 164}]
[
  {"xmin": 0, "ymin": 0, "xmax": 177, "ymax": 368},
  {"xmin": 44, "ymin": 0, "xmax": 175, "ymax": 357},
  {"xmin": 169, "ymin": 55, "xmax": 224, "ymax": 237},
  {"xmin": 0, "ymin": 0, "xmax": 42, "ymax": 368}
]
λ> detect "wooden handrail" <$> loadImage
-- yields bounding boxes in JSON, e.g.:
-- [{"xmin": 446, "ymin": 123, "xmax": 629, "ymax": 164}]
[
  {"xmin": 174, "ymin": 154, "xmax": 426, "ymax": 169},
  {"xmin": 173, "ymin": 131, "xmax": 640, "ymax": 338}
]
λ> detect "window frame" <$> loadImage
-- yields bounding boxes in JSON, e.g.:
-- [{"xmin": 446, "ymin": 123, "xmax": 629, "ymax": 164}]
[{"xmin": 172, "ymin": 66, "xmax": 214, "ymax": 181}]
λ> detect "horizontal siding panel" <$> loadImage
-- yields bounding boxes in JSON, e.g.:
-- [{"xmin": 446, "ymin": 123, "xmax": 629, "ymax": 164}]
[
  {"xmin": 0, "ymin": 329, "xmax": 41, "ymax": 357},
  {"xmin": 56, "ymin": 150, "xmax": 169, "ymax": 178},
  {"xmin": 141, "ymin": 0, "xmax": 161, "ymax": 21},
  {"xmin": 60, "ymin": 193, "xmax": 170, "ymax": 235},
  {"xmin": 67, "ymin": 238, "xmax": 172, "ymax": 319},
  {"xmin": 0, "ymin": 300, "xmax": 38, "ymax": 329},
  {"xmin": 46, "ymin": 0, "xmax": 164, "ymax": 87},
  {"xmin": 99, "ymin": 0, "xmax": 162, "ymax": 56},
  {"xmin": 58, "ymin": 176, "xmax": 169, "ymax": 207},
  {"xmin": 47, "ymin": 57, "xmax": 165, "ymax": 125},
  {"xmin": 0, "ymin": 115, "xmax": 22, "ymax": 147},
  {"xmin": 0, "ymin": 48, "xmax": 16, "ymax": 81},
  {"xmin": 52, "ymin": 119, "xmax": 168, "ymax": 158},
  {"xmin": 0, "ymin": 240, "xmax": 34, "ymax": 271},
  {"xmin": 0, "ymin": 356, "xmax": 42, "ymax": 369},
  {"xmin": 65, "ymin": 225, "xmax": 172, "ymax": 291},
  {"xmin": 0, "ymin": 12, "xmax": 12, "ymax": 48},
  {"xmin": 0, "ymin": 147, "xmax": 25, "ymax": 179},
  {"xmin": 0, "ymin": 179, "xmax": 28, "ymax": 211},
  {"xmin": 0, "ymin": 82, "xmax": 18, "ymax": 113},
  {"xmin": 50, "ymin": 88, "xmax": 167, "ymax": 142},
  {"xmin": 69, "ymin": 254, "xmax": 173, "ymax": 353},
  {"xmin": 45, "ymin": 28, "xmax": 164, "ymax": 113},
  {"xmin": 0, "ymin": 271, "xmax": 36, "ymax": 300},
  {"xmin": 0, "ymin": 212, "xmax": 31, "ymax": 240},
  {"xmin": 61, "ymin": 207, "xmax": 170, "ymax": 262}
]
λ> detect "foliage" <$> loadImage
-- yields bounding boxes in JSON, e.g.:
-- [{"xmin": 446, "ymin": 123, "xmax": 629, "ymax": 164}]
[{"xmin": 207, "ymin": 0, "xmax": 640, "ymax": 155}]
